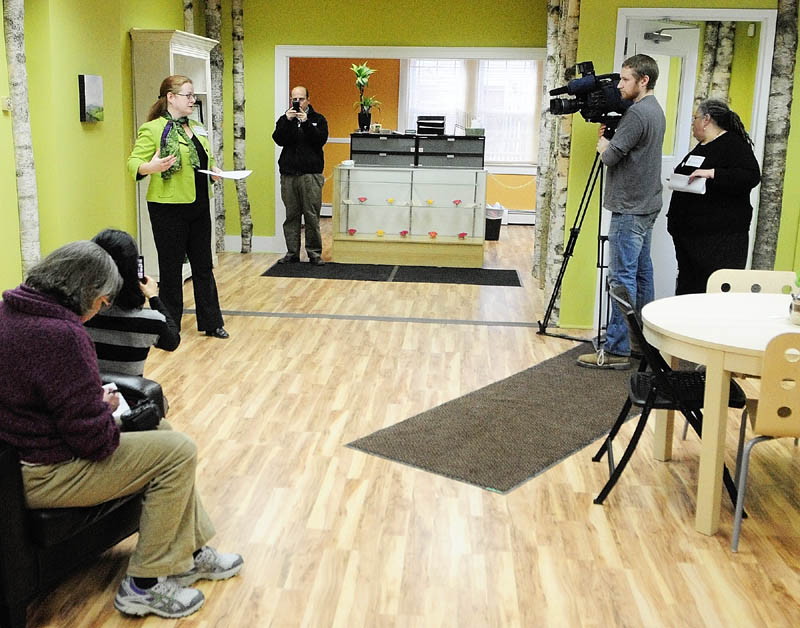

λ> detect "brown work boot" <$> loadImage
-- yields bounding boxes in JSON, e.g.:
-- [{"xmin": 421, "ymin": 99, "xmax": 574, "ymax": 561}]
[{"xmin": 577, "ymin": 349, "xmax": 630, "ymax": 370}]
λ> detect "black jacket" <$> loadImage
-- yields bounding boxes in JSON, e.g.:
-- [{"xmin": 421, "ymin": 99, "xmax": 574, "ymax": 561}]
[
  {"xmin": 272, "ymin": 104, "xmax": 328, "ymax": 175},
  {"xmin": 667, "ymin": 131, "xmax": 760, "ymax": 236}
]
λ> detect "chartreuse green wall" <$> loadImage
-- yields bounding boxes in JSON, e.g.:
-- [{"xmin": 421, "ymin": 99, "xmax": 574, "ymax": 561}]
[
  {"xmin": 558, "ymin": 0, "xmax": 790, "ymax": 329},
  {"xmin": 729, "ymin": 22, "xmax": 760, "ymax": 133},
  {"xmin": 1, "ymin": 0, "xmax": 184, "ymax": 289},
  {"xmin": 0, "ymin": 9, "xmax": 22, "ymax": 290}
]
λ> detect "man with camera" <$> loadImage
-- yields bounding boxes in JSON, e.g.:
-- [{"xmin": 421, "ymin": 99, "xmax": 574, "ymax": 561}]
[
  {"xmin": 272, "ymin": 85, "xmax": 329, "ymax": 266},
  {"xmin": 578, "ymin": 54, "xmax": 666, "ymax": 370}
]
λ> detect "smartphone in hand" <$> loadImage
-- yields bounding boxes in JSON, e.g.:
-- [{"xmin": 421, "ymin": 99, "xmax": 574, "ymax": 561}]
[
  {"xmin": 292, "ymin": 98, "xmax": 301, "ymax": 112},
  {"xmin": 137, "ymin": 256, "xmax": 145, "ymax": 282}
]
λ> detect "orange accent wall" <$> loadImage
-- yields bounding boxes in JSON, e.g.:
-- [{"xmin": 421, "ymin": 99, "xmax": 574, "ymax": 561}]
[
  {"xmin": 486, "ymin": 174, "xmax": 536, "ymax": 211},
  {"xmin": 290, "ymin": 58, "xmax": 400, "ymax": 138}
]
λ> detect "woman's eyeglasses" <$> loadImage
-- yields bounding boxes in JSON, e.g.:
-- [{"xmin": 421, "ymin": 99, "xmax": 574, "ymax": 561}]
[{"xmin": 175, "ymin": 93, "xmax": 197, "ymax": 101}]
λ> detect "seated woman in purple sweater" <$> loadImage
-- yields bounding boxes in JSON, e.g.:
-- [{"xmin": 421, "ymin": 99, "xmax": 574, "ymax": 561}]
[
  {"xmin": 85, "ymin": 229, "xmax": 180, "ymax": 377},
  {"xmin": 0, "ymin": 241, "xmax": 242, "ymax": 619}
]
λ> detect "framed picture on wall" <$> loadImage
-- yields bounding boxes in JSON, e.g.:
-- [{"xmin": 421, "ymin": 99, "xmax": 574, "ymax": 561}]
[
  {"xmin": 188, "ymin": 99, "xmax": 204, "ymax": 124},
  {"xmin": 78, "ymin": 74, "xmax": 104, "ymax": 122}
]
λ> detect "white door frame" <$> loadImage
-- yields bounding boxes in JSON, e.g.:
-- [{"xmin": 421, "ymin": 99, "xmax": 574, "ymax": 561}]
[{"xmin": 616, "ymin": 8, "xmax": 776, "ymax": 185}]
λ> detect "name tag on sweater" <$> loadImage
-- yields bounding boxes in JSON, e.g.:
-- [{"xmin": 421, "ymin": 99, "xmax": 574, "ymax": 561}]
[{"xmin": 685, "ymin": 155, "xmax": 705, "ymax": 168}]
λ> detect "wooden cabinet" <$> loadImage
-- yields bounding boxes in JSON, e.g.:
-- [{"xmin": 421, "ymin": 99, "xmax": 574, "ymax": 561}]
[
  {"xmin": 332, "ymin": 165, "xmax": 487, "ymax": 268},
  {"xmin": 129, "ymin": 29, "xmax": 218, "ymax": 280}
]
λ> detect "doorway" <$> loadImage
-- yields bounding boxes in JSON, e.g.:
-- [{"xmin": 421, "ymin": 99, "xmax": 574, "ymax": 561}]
[{"xmin": 612, "ymin": 8, "xmax": 776, "ymax": 301}]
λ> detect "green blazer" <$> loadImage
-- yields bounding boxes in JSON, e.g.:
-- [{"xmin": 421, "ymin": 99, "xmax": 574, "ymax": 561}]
[{"xmin": 127, "ymin": 117, "xmax": 216, "ymax": 203}]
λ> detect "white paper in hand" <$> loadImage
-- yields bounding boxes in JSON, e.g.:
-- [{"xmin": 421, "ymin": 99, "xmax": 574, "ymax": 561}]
[
  {"xmin": 103, "ymin": 382, "xmax": 131, "ymax": 419},
  {"xmin": 668, "ymin": 173, "xmax": 706, "ymax": 195},
  {"xmin": 198, "ymin": 169, "xmax": 253, "ymax": 180}
]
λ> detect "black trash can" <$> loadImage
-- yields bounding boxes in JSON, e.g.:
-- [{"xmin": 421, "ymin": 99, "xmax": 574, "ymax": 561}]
[{"xmin": 485, "ymin": 217, "xmax": 502, "ymax": 241}]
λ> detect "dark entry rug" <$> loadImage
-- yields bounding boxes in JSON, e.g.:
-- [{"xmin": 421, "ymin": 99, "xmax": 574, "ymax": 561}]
[
  {"xmin": 347, "ymin": 344, "xmax": 633, "ymax": 493},
  {"xmin": 262, "ymin": 262, "xmax": 521, "ymax": 287}
]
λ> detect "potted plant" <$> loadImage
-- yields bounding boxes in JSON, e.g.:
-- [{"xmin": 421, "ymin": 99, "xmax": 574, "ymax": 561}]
[{"xmin": 351, "ymin": 62, "xmax": 381, "ymax": 131}]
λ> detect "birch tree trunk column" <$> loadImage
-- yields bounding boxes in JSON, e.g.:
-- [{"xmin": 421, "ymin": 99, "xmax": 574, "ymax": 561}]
[
  {"xmin": 183, "ymin": 1, "xmax": 194, "ymax": 33},
  {"xmin": 532, "ymin": 0, "xmax": 580, "ymax": 327},
  {"xmin": 543, "ymin": 0, "xmax": 580, "ymax": 325},
  {"xmin": 231, "ymin": 0, "xmax": 252, "ymax": 253},
  {"xmin": 709, "ymin": 22, "xmax": 735, "ymax": 99},
  {"xmin": 205, "ymin": 1, "xmax": 225, "ymax": 252},
  {"xmin": 752, "ymin": 0, "xmax": 798, "ymax": 269},
  {"xmin": 693, "ymin": 21, "xmax": 720, "ymax": 108},
  {"xmin": 533, "ymin": 0, "xmax": 564, "ymax": 286},
  {"xmin": 3, "ymin": 0, "xmax": 40, "ymax": 274}
]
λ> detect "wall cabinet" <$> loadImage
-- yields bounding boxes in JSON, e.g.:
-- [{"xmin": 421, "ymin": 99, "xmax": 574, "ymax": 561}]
[
  {"xmin": 332, "ymin": 165, "xmax": 487, "ymax": 268},
  {"xmin": 129, "ymin": 29, "xmax": 218, "ymax": 280}
]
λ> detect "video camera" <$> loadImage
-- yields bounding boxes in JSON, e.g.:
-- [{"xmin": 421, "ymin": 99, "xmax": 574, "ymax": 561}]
[{"xmin": 548, "ymin": 61, "xmax": 630, "ymax": 133}]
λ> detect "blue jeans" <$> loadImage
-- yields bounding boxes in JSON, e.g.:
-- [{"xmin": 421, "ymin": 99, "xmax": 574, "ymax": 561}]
[{"xmin": 604, "ymin": 211, "xmax": 659, "ymax": 356}]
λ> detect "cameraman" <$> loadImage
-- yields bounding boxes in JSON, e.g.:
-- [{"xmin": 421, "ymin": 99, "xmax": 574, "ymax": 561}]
[{"xmin": 578, "ymin": 54, "xmax": 666, "ymax": 370}]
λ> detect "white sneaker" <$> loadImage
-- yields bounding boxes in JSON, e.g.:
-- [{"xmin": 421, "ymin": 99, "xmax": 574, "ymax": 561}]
[
  {"xmin": 172, "ymin": 546, "xmax": 244, "ymax": 586},
  {"xmin": 114, "ymin": 575, "xmax": 204, "ymax": 618}
]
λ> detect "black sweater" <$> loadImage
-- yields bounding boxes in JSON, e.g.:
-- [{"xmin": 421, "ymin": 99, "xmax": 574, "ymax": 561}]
[
  {"xmin": 667, "ymin": 131, "xmax": 760, "ymax": 236},
  {"xmin": 272, "ymin": 104, "xmax": 328, "ymax": 175}
]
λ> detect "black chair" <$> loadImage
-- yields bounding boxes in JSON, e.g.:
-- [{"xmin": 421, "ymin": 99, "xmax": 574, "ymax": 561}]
[
  {"xmin": 0, "ymin": 374, "xmax": 163, "ymax": 628},
  {"xmin": 592, "ymin": 284, "xmax": 747, "ymax": 507}
]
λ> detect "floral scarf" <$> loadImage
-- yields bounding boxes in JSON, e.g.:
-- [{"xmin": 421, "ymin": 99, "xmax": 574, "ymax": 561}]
[{"xmin": 159, "ymin": 112, "xmax": 200, "ymax": 179}]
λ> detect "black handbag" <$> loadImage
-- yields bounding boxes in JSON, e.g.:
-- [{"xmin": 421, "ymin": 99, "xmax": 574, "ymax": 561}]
[{"xmin": 119, "ymin": 398, "xmax": 162, "ymax": 432}]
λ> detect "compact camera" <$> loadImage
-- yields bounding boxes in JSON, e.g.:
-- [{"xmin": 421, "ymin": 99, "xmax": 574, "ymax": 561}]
[
  {"xmin": 291, "ymin": 98, "xmax": 301, "ymax": 112},
  {"xmin": 549, "ymin": 61, "xmax": 630, "ymax": 134}
]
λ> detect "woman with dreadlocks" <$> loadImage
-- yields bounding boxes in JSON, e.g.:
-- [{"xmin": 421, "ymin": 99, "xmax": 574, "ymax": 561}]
[{"xmin": 666, "ymin": 98, "xmax": 761, "ymax": 295}]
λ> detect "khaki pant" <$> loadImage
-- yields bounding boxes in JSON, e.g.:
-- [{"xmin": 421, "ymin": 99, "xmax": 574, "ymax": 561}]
[
  {"xmin": 21, "ymin": 427, "xmax": 215, "ymax": 578},
  {"xmin": 280, "ymin": 173, "xmax": 324, "ymax": 259}
]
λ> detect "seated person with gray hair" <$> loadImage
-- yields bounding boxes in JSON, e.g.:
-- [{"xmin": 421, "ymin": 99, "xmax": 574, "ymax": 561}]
[{"xmin": 0, "ymin": 240, "xmax": 243, "ymax": 619}]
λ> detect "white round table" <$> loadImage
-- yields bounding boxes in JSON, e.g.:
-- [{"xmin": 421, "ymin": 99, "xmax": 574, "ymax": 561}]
[{"xmin": 641, "ymin": 292, "xmax": 795, "ymax": 535}]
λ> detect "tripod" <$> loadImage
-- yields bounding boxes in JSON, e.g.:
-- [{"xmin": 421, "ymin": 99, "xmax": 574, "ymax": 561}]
[{"xmin": 537, "ymin": 151, "xmax": 610, "ymax": 344}]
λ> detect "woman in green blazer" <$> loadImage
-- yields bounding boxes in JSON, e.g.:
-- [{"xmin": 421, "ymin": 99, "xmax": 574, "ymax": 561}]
[{"xmin": 128, "ymin": 75, "xmax": 228, "ymax": 339}]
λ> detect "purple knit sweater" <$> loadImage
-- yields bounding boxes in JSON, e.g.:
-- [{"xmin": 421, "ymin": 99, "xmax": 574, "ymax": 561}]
[{"xmin": 0, "ymin": 284, "xmax": 120, "ymax": 464}]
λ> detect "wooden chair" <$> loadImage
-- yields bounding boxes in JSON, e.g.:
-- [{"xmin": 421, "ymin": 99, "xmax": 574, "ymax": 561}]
[
  {"xmin": 592, "ymin": 284, "xmax": 746, "ymax": 507},
  {"xmin": 731, "ymin": 333, "xmax": 800, "ymax": 551},
  {"xmin": 706, "ymin": 268, "xmax": 796, "ymax": 295}
]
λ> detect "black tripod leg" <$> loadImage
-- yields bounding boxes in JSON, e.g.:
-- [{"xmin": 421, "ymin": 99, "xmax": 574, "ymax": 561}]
[{"xmin": 538, "ymin": 153, "xmax": 603, "ymax": 335}]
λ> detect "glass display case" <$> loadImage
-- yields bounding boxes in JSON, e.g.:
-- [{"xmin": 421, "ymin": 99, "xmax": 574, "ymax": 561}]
[{"xmin": 332, "ymin": 165, "xmax": 487, "ymax": 267}]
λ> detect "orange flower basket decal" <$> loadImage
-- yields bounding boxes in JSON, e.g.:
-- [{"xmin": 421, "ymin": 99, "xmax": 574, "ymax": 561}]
[
  {"xmin": 399, "ymin": 230, "xmax": 409, "ymax": 237},
  {"xmin": 348, "ymin": 228, "xmax": 357, "ymax": 235},
  {"xmin": 428, "ymin": 231, "xmax": 438, "ymax": 239},
  {"xmin": 458, "ymin": 232, "xmax": 467, "ymax": 239}
]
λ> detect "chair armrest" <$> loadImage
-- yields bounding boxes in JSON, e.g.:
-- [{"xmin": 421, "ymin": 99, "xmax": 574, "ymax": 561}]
[
  {"xmin": 100, "ymin": 372, "xmax": 166, "ymax": 417},
  {"xmin": 0, "ymin": 442, "xmax": 39, "ymax": 603}
]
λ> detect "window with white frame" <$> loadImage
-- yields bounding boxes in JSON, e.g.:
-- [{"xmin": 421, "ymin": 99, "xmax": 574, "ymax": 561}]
[{"xmin": 401, "ymin": 58, "xmax": 543, "ymax": 164}]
